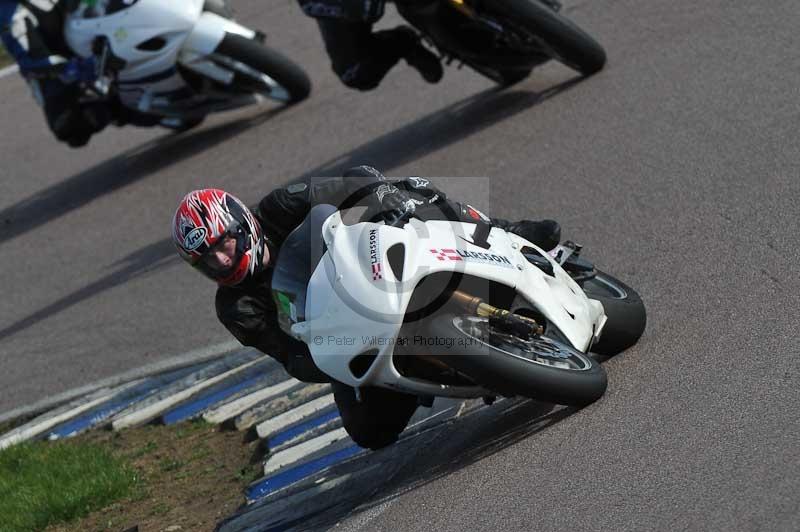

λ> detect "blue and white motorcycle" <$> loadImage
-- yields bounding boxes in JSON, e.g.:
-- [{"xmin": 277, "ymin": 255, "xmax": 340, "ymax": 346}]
[{"xmin": 64, "ymin": 0, "xmax": 311, "ymax": 129}]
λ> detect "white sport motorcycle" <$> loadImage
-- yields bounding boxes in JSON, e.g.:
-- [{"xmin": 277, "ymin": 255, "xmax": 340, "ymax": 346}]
[
  {"xmin": 272, "ymin": 204, "xmax": 647, "ymax": 420},
  {"xmin": 63, "ymin": 0, "xmax": 311, "ymax": 128}
]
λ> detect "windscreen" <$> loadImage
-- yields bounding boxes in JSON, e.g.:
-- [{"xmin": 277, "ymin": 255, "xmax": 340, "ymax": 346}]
[
  {"xmin": 271, "ymin": 204, "xmax": 337, "ymax": 335},
  {"xmin": 66, "ymin": 0, "xmax": 141, "ymax": 19}
]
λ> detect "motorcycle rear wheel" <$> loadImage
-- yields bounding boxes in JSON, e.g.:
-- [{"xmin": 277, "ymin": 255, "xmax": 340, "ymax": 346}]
[
  {"xmin": 481, "ymin": 0, "xmax": 606, "ymax": 75},
  {"xmin": 421, "ymin": 313, "xmax": 607, "ymax": 406},
  {"xmin": 214, "ymin": 33, "xmax": 311, "ymax": 104}
]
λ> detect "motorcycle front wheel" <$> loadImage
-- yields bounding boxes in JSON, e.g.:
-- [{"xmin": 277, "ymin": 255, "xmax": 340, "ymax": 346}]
[
  {"xmin": 421, "ymin": 313, "xmax": 607, "ymax": 406},
  {"xmin": 582, "ymin": 271, "xmax": 646, "ymax": 356},
  {"xmin": 214, "ymin": 33, "xmax": 311, "ymax": 104}
]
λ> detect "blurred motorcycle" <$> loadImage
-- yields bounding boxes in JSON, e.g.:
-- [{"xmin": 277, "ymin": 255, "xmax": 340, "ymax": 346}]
[
  {"xmin": 396, "ymin": 0, "xmax": 606, "ymax": 84},
  {"xmin": 63, "ymin": 0, "xmax": 311, "ymax": 131}
]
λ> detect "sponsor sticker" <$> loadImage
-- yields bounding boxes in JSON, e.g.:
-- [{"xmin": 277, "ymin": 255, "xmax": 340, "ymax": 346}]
[
  {"xmin": 429, "ymin": 248, "xmax": 513, "ymax": 268},
  {"xmin": 375, "ymin": 184, "xmax": 397, "ymax": 202},
  {"xmin": 408, "ymin": 176, "xmax": 430, "ymax": 188},
  {"xmin": 301, "ymin": 2, "xmax": 343, "ymax": 17},
  {"xmin": 369, "ymin": 229, "xmax": 382, "ymax": 280},
  {"xmin": 183, "ymin": 227, "xmax": 207, "ymax": 251},
  {"xmin": 286, "ymin": 183, "xmax": 308, "ymax": 194},
  {"xmin": 275, "ymin": 292, "xmax": 298, "ymax": 323},
  {"xmin": 430, "ymin": 248, "xmax": 462, "ymax": 262}
]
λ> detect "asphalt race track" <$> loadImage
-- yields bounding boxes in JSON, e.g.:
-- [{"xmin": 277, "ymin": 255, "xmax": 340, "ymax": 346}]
[{"xmin": 1, "ymin": 0, "xmax": 799, "ymax": 530}]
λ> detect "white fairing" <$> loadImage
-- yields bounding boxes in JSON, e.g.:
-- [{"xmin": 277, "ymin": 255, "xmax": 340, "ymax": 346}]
[
  {"xmin": 181, "ymin": 11, "xmax": 255, "ymax": 57},
  {"xmin": 63, "ymin": 0, "xmax": 256, "ymax": 112},
  {"xmin": 290, "ymin": 215, "xmax": 607, "ymax": 398}
]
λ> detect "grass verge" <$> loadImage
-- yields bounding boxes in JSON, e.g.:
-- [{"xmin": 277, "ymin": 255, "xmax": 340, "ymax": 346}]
[
  {"xmin": 45, "ymin": 419, "xmax": 262, "ymax": 532},
  {"xmin": 0, "ymin": 440, "xmax": 136, "ymax": 531},
  {"xmin": 0, "ymin": 417, "xmax": 262, "ymax": 532}
]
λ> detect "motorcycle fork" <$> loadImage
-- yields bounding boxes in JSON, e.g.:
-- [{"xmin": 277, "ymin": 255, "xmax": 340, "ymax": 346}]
[
  {"xmin": 446, "ymin": 0, "xmax": 477, "ymax": 19},
  {"xmin": 403, "ymin": 290, "xmax": 542, "ymax": 391},
  {"xmin": 450, "ymin": 290, "xmax": 544, "ymax": 337}
]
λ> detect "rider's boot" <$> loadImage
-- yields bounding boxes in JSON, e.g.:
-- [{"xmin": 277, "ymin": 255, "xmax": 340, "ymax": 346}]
[{"xmin": 395, "ymin": 26, "xmax": 443, "ymax": 83}]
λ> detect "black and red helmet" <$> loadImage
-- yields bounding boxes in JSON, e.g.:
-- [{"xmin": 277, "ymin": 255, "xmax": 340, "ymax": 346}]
[{"xmin": 172, "ymin": 189, "xmax": 265, "ymax": 286}]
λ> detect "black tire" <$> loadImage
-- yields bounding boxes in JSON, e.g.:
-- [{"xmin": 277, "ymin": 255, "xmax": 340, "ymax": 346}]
[
  {"xmin": 483, "ymin": 0, "xmax": 606, "ymax": 75},
  {"xmin": 466, "ymin": 64, "xmax": 533, "ymax": 86},
  {"xmin": 331, "ymin": 382, "xmax": 418, "ymax": 450},
  {"xmin": 422, "ymin": 314, "xmax": 607, "ymax": 406},
  {"xmin": 497, "ymin": 67, "xmax": 533, "ymax": 86},
  {"xmin": 215, "ymin": 33, "xmax": 311, "ymax": 104},
  {"xmin": 161, "ymin": 116, "xmax": 205, "ymax": 133},
  {"xmin": 583, "ymin": 271, "xmax": 646, "ymax": 356}
]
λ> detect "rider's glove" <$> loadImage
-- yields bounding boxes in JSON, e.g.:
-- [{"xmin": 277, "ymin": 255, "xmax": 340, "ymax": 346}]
[
  {"xmin": 375, "ymin": 183, "xmax": 416, "ymax": 224},
  {"xmin": 58, "ymin": 56, "xmax": 99, "ymax": 85}
]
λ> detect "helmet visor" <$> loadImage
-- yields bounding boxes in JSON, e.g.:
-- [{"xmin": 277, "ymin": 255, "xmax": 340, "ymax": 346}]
[{"xmin": 193, "ymin": 223, "xmax": 246, "ymax": 281}]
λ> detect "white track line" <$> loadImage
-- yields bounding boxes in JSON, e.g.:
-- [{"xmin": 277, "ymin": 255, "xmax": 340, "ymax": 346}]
[
  {"xmin": 0, "ymin": 379, "xmax": 146, "ymax": 450},
  {"xmin": 234, "ymin": 383, "xmax": 331, "ymax": 431},
  {"xmin": 255, "ymin": 394, "xmax": 336, "ymax": 440},
  {"xmin": 203, "ymin": 378, "xmax": 299, "ymax": 425},
  {"xmin": 0, "ymin": 340, "xmax": 242, "ymax": 425},
  {"xmin": 263, "ymin": 427, "xmax": 350, "ymax": 475},
  {"xmin": 112, "ymin": 354, "xmax": 271, "ymax": 430}
]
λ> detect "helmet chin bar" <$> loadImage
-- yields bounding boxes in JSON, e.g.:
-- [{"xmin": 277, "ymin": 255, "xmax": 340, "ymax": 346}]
[
  {"xmin": 202, "ymin": 223, "xmax": 267, "ymax": 285},
  {"xmin": 194, "ymin": 250, "xmax": 243, "ymax": 281},
  {"xmin": 195, "ymin": 222, "xmax": 250, "ymax": 282}
]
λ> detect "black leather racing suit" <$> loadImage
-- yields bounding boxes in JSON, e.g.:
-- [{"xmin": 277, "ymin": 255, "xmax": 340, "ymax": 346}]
[{"xmin": 296, "ymin": 0, "xmax": 441, "ymax": 90}]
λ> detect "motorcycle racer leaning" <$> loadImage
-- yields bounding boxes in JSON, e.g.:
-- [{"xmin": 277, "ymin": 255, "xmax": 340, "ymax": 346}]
[
  {"xmin": 172, "ymin": 166, "xmax": 560, "ymax": 449},
  {"xmin": 0, "ymin": 0, "xmax": 177, "ymax": 147}
]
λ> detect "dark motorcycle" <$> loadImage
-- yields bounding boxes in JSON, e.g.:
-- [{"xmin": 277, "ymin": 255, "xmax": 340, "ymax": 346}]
[{"xmin": 397, "ymin": 0, "xmax": 606, "ymax": 84}]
